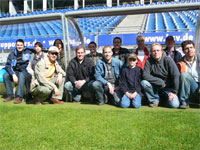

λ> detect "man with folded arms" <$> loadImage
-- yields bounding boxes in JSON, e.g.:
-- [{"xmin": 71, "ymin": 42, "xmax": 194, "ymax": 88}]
[
  {"xmin": 141, "ymin": 43, "xmax": 180, "ymax": 108},
  {"xmin": 30, "ymin": 46, "xmax": 65, "ymax": 104}
]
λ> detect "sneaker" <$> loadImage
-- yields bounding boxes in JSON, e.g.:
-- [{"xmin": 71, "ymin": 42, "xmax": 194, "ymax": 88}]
[
  {"xmin": 3, "ymin": 97, "xmax": 14, "ymax": 102},
  {"xmin": 14, "ymin": 97, "xmax": 22, "ymax": 104},
  {"xmin": 149, "ymin": 102, "xmax": 159, "ymax": 107},
  {"xmin": 97, "ymin": 102, "xmax": 105, "ymax": 106},
  {"xmin": 104, "ymin": 94, "xmax": 108, "ymax": 104},
  {"xmin": 179, "ymin": 104, "xmax": 190, "ymax": 109}
]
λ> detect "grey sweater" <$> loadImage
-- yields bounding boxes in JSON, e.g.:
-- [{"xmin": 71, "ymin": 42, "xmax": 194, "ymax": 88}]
[{"xmin": 143, "ymin": 55, "xmax": 180, "ymax": 94}]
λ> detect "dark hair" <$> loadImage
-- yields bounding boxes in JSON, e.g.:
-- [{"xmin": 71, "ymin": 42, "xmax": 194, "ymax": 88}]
[
  {"xmin": 181, "ymin": 40, "xmax": 195, "ymax": 50},
  {"xmin": 88, "ymin": 41, "xmax": 97, "ymax": 47},
  {"xmin": 16, "ymin": 39, "xmax": 24, "ymax": 45},
  {"xmin": 34, "ymin": 42, "xmax": 43, "ymax": 48},
  {"xmin": 76, "ymin": 46, "xmax": 85, "ymax": 52},
  {"xmin": 53, "ymin": 39, "xmax": 64, "ymax": 48},
  {"xmin": 166, "ymin": 36, "xmax": 175, "ymax": 42},
  {"xmin": 113, "ymin": 37, "xmax": 122, "ymax": 43}
]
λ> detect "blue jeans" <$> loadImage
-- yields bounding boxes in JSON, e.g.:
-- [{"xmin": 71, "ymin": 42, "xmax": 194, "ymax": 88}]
[
  {"xmin": 92, "ymin": 81, "xmax": 121, "ymax": 105},
  {"xmin": 179, "ymin": 72, "xmax": 199, "ymax": 105},
  {"xmin": 141, "ymin": 80, "xmax": 180, "ymax": 108},
  {"xmin": 65, "ymin": 81, "xmax": 94, "ymax": 101},
  {"xmin": 120, "ymin": 93, "xmax": 141, "ymax": 108},
  {"xmin": 3, "ymin": 71, "xmax": 28, "ymax": 98}
]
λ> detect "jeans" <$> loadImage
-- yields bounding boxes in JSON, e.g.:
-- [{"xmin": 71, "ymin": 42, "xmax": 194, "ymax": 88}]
[
  {"xmin": 3, "ymin": 71, "xmax": 28, "ymax": 98},
  {"xmin": 141, "ymin": 80, "xmax": 180, "ymax": 108},
  {"xmin": 92, "ymin": 81, "xmax": 121, "ymax": 105},
  {"xmin": 179, "ymin": 72, "xmax": 199, "ymax": 105},
  {"xmin": 65, "ymin": 81, "xmax": 94, "ymax": 101},
  {"xmin": 120, "ymin": 93, "xmax": 141, "ymax": 108}
]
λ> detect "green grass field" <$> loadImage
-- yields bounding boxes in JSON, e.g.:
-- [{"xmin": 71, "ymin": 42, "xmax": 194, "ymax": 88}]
[{"xmin": 0, "ymin": 95, "xmax": 199, "ymax": 150}]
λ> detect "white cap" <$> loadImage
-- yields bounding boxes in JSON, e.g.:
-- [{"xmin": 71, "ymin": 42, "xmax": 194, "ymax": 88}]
[{"xmin": 48, "ymin": 46, "xmax": 59, "ymax": 53}]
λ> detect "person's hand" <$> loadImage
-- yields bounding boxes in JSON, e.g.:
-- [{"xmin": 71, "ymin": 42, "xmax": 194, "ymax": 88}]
[
  {"xmin": 12, "ymin": 74, "xmax": 18, "ymax": 84},
  {"xmin": 126, "ymin": 92, "xmax": 132, "ymax": 99},
  {"xmin": 75, "ymin": 80, "xmax": 86, "ymax": 89},
  {"xmin": 54, "ymin": 87, "xmax": 60, "ymax": 96},
  {"xmin": 168, "ymin": 92, "xmax": 176, "ymax": 101},
  {"xmin": 107, "ymin": 82, "xmax": 114, "ymax": 95},
  {"xmin": 131, "ymin": 92, "xmax": 137, "ymax": 99},
  {"xmin": 56, "ymin": 74, "xmax": 63, "ymax": 85}
]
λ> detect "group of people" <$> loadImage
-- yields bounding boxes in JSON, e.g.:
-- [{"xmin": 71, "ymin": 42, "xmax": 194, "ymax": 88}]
[{"xmin": 3, "ymin": 35, "xmax": 200, "ymax": 109}]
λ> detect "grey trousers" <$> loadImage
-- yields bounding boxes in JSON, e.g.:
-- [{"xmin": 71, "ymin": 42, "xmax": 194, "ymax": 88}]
[{"xmin": 32, "ymin": 76, "xmax": 65, "ymax": 102}]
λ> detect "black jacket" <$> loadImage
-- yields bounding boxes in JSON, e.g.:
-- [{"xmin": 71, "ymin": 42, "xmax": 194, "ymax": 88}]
[
  {"xmin": 67, "ymin": 57, "xmax": 95, "ymax": 83},
  {"xmin": 112, "ymin": 47, "xmax": 130, "ymax": 64},
  {"xmin": 119, "ymin": 66, "xmax": 142, "ymax": 94},
  {"xmin": 163, "ymin": 47, "xmax": 182, "ymax": 63}
]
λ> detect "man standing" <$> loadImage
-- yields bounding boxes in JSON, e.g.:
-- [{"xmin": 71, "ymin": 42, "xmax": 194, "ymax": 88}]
[
  {"xmin": 86, "ymin": 41, "xmax": 103, "ymax": 65},
  {"xmin": 92, "ymin": 46, "xmax": 123, "ymax": 105},
  {"xmin": 65, "ymin": 46, "xmax": 94, "ymax": 102},
  {"xmin": 30, "ymin": 46, "xmax": 65, "ymax": 104},
  {"xmin": 141, "ymin": 43, "xmax": 180, "ymax": 108},
  {"xmin": 177, "ymin": 40, "xmax": 200, "ymax": 109},
  {"xmin": 3, "ymin": 39, "xmax": 32, "ymax": 104},
  {"xmin": 135, "ymin": 35, "xmax": 149, "ymax": 70},
  {"xmin": 164, "ymin": 36, "xmax": 182, "ymax": 63},
  {"xmin": 112, "ymin": 37, "xmax": 129, "ymax": 64}
]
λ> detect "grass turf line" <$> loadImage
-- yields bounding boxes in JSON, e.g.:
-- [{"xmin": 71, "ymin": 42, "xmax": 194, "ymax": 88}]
[{"xmin": 0, "ymin": 97, "xmax": 199, "ymax": 150}]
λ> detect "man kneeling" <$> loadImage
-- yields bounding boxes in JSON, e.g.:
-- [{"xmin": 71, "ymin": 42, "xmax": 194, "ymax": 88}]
[
  {"xmin": 141, "ymin": 43, "xmax": 180, "ymax": 108},
  {"xmin": 30, "ymin": 46, "xmax": 66, "ymax": 104}
]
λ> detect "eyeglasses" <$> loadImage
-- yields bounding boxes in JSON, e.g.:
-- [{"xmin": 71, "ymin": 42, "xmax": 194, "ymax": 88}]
[{"xmin": 50, "ymin": 52, "xmax": 58, "ymax": 56}]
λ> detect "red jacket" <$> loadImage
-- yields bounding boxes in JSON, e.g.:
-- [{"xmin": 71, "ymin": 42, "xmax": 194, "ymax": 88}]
[{"xmin": 135, "ymin": 47, "xmax": 149, "ymax": 70}]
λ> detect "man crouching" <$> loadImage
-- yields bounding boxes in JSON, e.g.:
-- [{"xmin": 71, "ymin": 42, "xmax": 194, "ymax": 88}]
[{"xmin": 30, "ymin": 46, "xmax": 66, "ymax": 104}]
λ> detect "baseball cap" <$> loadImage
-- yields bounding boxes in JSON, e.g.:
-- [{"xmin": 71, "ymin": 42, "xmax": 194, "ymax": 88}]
[{"xmin": 48, "ymin": 46, "xmax": 59, "ymax": 53}]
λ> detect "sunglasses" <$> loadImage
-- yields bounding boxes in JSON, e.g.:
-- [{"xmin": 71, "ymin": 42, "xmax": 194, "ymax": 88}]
[
  {"xmin": 50, "ymin": 52, "xmax": 58, "ymax": 56},
  {"xmin": 128, "ymin": 58, "xmax": 137, "ymax": 61}
]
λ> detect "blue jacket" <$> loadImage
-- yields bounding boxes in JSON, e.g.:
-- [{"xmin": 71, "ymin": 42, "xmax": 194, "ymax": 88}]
[
  {"xmin": 94, "ymin": 57, "xmax": 123, "ymax": 85},
  {"xmin": 5, "ymin": 48, "xmax": 32, "ymax": 75}
]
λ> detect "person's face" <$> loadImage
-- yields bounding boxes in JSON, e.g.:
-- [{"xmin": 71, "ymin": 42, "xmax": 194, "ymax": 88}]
[
  {"xmin": 183, "ymin": 44, "xmax": 195, "ymax": 58},
  {"xmin": 137, "ymin": 37, "xmax": 145, "ymax": 47},
  {"xmin": 34, "ymin": 45, "xmax": 42, "ymax": 54},
  {"xmin": 128, "ymin": 58, "xmax": 137, "ymax": 68},
  {"xmin": 103, "ymin": 47, "xmax": 113, "ymax": 62},
  {"xmin": 16, "ymin": 42, "xmax": 24, "ymax": 52},
  {"xmin": 88, "ymin": 44, "xmax": 96, "ymax": 54},
  {"xmin": 76, "ymin": 48, "xmax": 85, "ymax": 61},
  {"xmin": 151, "ymin": 45, "xmax": 163, "ymax": 61},
  {"xmin": 166, "ymin": 39, "xmax": 175, "ymax": 48},
  {"xmin": 113, "ymin": 39, "xmax": 121, "ymax": 49},
  {"xmin": 48, "ymin": 51, "xmax": 58, "ymax": 62}
]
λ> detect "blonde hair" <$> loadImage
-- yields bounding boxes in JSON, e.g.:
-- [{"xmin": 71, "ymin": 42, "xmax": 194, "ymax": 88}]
[{"xmin": 150, "ymin": 43, "xmax": 162, "ymax": 51}]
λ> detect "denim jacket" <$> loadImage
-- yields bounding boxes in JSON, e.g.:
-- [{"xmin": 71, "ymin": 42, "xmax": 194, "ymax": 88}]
[{"xmin": 94, "ymin": 57, "xmax": 123, "ymax": 85}]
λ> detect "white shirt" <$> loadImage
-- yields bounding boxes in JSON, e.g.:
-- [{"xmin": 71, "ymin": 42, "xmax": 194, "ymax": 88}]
[
  {"xmin": 184, "ymin": 56, "xmax": 200, "ymax": 82},
  {"xmin": 137, "ymin": 50, "xmax": 145, "ymax": 62}
]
